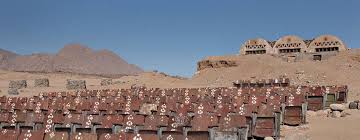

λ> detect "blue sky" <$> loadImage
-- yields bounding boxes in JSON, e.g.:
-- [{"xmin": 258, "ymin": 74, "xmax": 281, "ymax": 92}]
[{"xmin": 0, "ymin": 0, "xmax": 359, "ymax": 77}]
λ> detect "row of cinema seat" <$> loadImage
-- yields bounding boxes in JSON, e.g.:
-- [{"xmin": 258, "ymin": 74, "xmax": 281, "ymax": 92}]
[
  {"xmin": 0, "ymin": 85, "xmax": 348, "ymax": 140},
  {"xmin": 233, "ymin": 77, "xmax": 291, "ymax": 88},
  {"xmin": 233, "ymin": 78, "xmax": 348, "ymax": 110}
]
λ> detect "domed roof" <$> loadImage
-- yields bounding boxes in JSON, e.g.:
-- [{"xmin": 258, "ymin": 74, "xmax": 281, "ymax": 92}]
[
  {"xmin": 308, "ymin": 34, "xmax": 347, "ymax": 53},
  {"xmin": 273, "ymin": 35, "xmax": 307, "ymax": 53},
  {"xmin": 239, "ymin": 38, "xmax": 273, "ymax": 55}
]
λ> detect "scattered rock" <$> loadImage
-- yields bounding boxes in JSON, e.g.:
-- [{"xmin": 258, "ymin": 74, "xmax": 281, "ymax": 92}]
[
  {"xmin": 330, "ymin": 104, "xmax": 346, "ymax": 111},
  {"xmin": 295, "ymin": 70, "xmax": 305, "ymax": 74},
  {"xmin": 100, "ymin": 79, "xmax": 112, "ymax": 86},
  {"xmin": 348, "ymin": 102, "xmax": 358, "ymax": 109},
  {"xmin": 264, "ymin": 137, "xmax": 274, "ymax": 140},
  {"xmin": 131, "ymin": 84, "xmax": 146, "ymax": 89},
  {"xmin": 8, "ymin": 88, "xmax": 19, "ymax": 95},
  {"xmin": 331, "ymin": 111, "xmax": 341, "ymax": 118},
  {"xmin": 285, "ymin": 133, "xmax": 310, "ymax": 140},
  {"xmin": 113, "ymin": 81, "xmax": 126, "ymax": 84},
  {"xmin": 281, "ymin": 125, "xmax": 292, "ymax": 131},
  {"xmin": 34, "ymin": 78, "xmax": 49, "ymax": 87},
  {"xmin": 341, "ymin": 110, "xmax": 351, "ymax": 117},
  {"xmin": 306, "ymin": 110, "xmax": 316, "ymax": 117},
  {"xmin": 139, "ymin": 104, "xmax": 157, "ymax": 115},
  {"xmin": 66, "ymin": 79, "xmax": 86, "ymax": 90},
  {"xmin": 316, "ymin": 109, "xmax": 330, "ymax": 117},
  {"xmin": 9, "ymin": 80, "xmax": 27, "ymax": 89},
  {"xmin": 298, "ymin": 124, "xmax": 310, "ymax": 130},
  {"xmin": 326, "ymin": 108, "xmax": 332, "ymax": 114}
]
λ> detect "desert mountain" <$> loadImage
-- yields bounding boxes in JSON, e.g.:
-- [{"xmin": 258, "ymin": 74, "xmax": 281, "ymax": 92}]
[
  {"xmin": 0, "ymin": 44, "xmax": 143, "ymax": 76},
  {"xmin": 0, "ymin": 48, "xmax": 17, "ymax": 68}
]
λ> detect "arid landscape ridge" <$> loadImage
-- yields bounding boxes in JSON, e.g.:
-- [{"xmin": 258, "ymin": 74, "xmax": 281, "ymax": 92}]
[{"xmin": 0, "ymin": 44, "xmax": 143, "ymax": 76}]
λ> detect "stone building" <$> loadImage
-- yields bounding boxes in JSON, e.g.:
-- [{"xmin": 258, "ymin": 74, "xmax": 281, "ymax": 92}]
[
  {"xmin": 307, "ymin": 35, "xmax": 347, "ymax": 53},
  {"xmin": 239, "ymin": 34, "xmax": 348, "ymax": 61},
  {"xmin": 239, "ymin": 38, "xmax": 273, "ymax": 55},
  {"xmin": 272, "ymin": 35, "xmax": 307, "ymax": 54}
]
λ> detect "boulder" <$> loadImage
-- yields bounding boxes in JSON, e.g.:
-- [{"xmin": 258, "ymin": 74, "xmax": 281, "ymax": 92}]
[
  {"xmin": 330, "ymin": 104, "xmax": 346, "ymax": 111},
  {"xmin": 8, "ymin": 88, "xmax": 19, "ymax": 95},
  {"xmin": 9, "ymin": 80, "xmax": 27, "ymax": 89},
  {"xmin": 316, "ymin": 109, "xmax": 330, "ymax": 117},
  {"xmin": 139, "ymin": 104, "xmax": 157, "ymax": 115},
  {"xmin": 34, "ymin": 78, "xmax": 49, "ymax": 87},
  {"xmin": 348, "ymin": 102, "xmax": 358, "ymax": 109},
  {"xmin": 264, "ymin": 137, "xmax": 274, "ymax": 140},
  {"xmin": 197, "ymin": 60, "xmax": 237, "ymax": 71},
  {"xmin": 341, "ymin": 110, "xmax": 351, "ymax": 117},
  {"xmin": 100, "ymin": 79, "xmax": 112, "ymax": 86},
  {"xmin": 331, "ymin": 111, "xmax": 341, "ymax": 118},
  {"xmin": 66, "ymin": 79, "xmax": 86, "ymax": 90}
]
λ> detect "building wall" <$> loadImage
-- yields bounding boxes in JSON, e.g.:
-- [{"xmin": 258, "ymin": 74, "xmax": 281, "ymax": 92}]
[
  {"xmin": 307, "ymin": 35, "xmax": 347, "ymax": 53},
  {"xmin": 240, "ymin": 34, "xmax": 347, "ymax": 56},
  {"xmin": 272, "ymin": 35, "xmax": 307, "ymax": 54},
  {"xmin": 239, "ymin": 38, "xmax": 273, "ymax": 55}
]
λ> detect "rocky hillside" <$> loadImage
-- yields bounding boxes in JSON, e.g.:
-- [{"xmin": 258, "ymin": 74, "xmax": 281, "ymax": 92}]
[
  {"xmin": 0, "ymin": 48, "xmax": 17, "ymax": 68},
  {"xmin": 0, "ymin": 44, "xmax": 143, "ymax": 76},
  {"xmin": 197, "ymin": 59, "xmax": 237, "ymax": 71},
  {"xmin": 193, "ymin": 49, "xmax": 360, "ymax": 100}
]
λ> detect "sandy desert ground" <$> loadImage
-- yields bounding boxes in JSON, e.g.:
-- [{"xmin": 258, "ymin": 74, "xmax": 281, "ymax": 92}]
[
  {"xmin": 307, "ymin": 109, "xmax": 360, "ymax": 140},
  {"xmin": 279, "ymin": 109, "xmax": 360, "ymax": 140},
  {"xmin": 0, "ymin": 70, "xmax": 196, "ymax": 97},
  {"xmin": 1, "ymin": 70, "xmax": 360, "ymax": 140}
]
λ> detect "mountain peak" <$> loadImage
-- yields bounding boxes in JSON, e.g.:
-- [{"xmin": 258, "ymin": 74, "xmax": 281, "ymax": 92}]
[
  {"xmin": 0, "ymin": 44, "xmax": 143, "ymax": 76},
  {"xmin": 57, "ymin": 44, "xmax": 93, "ymax": 57}
]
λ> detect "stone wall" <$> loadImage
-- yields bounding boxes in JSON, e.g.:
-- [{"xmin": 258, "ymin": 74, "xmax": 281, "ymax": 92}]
[
  {"xmin": 9, "ymin": 80, "xmax": 27, "ymax": 89},
  {"xmin": 66, "ymin": 79, "xmax": 86, "ymax": 90},
  {"xmin": 8, "ymin": 88, "xmax": 19, "ymax": 95},
  {"xmin": 100, "ymin": 79, "xmax": 112, "ymax": 86},
  {"xmin": 34, "ymin": 78, "xmax": 50, "ymax": 87}
]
